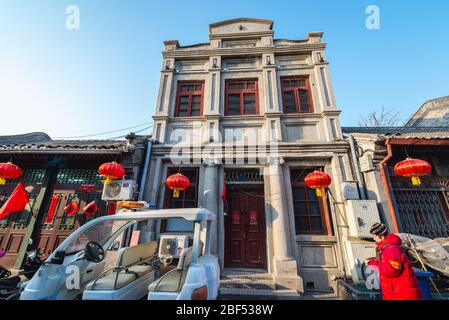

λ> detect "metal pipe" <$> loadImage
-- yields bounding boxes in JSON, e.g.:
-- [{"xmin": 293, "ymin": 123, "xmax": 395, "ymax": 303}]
[
  {"xmin": 379, "ymin": 139, "xmax": 400, "ymax": 233},
  {"xmin": 138, "ymin": 139, "xmax": 153, "ymax": 201},
  {"xmin": 343, "ymin": 133, "xmax": 367, "ymax": 199}
]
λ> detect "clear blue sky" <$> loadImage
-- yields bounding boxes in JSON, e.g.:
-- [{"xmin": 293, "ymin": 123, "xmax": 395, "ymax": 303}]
[{"xmin": 1, "ymin": 0, "xmax": 448, "ymax": 139}]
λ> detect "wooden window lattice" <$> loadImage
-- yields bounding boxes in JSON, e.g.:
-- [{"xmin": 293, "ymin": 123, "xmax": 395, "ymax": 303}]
[{"xmin": 56, "ymin": 169, "xmax": 103, "ymax": 186}]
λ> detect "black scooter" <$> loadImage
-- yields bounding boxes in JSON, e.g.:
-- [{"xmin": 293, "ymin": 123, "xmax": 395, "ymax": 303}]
[{"xmin": 0, "ymin": 245, "xmax": 44, "ymax": 300}]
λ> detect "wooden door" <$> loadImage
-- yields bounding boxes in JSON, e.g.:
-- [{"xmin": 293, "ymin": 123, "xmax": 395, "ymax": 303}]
[
  {"xmin": 0, "ymin": 169, "xmax": 45, "ymax": 269},
  {"xmin": 33, "ymin": 188, "xmax": 106, "ymax": 259},
  {"xmin": 224, "ymin": 185, "xmax": 266, "ymax": 268}
]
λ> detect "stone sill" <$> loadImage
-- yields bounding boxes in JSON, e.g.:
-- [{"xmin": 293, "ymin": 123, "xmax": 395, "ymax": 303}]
[{"xmin": 296, "ymin": 235, "xmax": 337, "ymax": 243}]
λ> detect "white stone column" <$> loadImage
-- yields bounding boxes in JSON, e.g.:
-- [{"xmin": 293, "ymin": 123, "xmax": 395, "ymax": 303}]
[
  {"xmin": 267, "ymin": 155, "xmax": 303, "ymax": 291},
  {"xmin": 202, "ymin": 157, "xmax": 220, "ymax": 254}
]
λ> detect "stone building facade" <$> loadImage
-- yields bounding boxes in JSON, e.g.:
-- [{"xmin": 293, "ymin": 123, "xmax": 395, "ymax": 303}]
[{"xmin": 144, "ymin": 18, "xmax": 354, "ymax": 292}]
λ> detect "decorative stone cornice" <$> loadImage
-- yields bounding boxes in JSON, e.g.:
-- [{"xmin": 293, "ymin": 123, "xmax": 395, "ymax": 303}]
[
  {"xmin": 202, "ymin": 157, "xmax": 221, "ymax": 166},
  {"xmin": 266, "ymin": 155, "xmax": 285, "ymax": 166},
  {"xmin": 162, "ymin": 43, "xmax": 326, "ymax": 59}
]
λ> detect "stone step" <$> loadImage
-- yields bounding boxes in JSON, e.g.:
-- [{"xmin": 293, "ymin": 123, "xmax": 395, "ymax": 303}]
[{"xmin": 218, "ymin": 288, "xmax": 301, "ymax": 300}]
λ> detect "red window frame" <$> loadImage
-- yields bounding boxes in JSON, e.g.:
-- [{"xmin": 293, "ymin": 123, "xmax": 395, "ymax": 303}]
[
  {"xmin": 225, "ymin": 79, "xmax": 259, "ymax": 116},
  {"xmin": 290, "ymin": 168, "xmax": 332, "ymax": 235},
  {"xmin": 175, "ymin": 81, "xmax": 204, "ymax": 117},
  {"xmin": 281, "ymin": 76, "xmax": 314, "ymax": 114}
]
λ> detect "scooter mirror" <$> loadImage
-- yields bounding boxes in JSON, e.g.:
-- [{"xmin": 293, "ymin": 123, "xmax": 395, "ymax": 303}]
[
  {"xmin": 28, "ymin": 238, "xmax": 33, "ymax": 246},
  {"xmin": 0, "ymin": 250, "xmax": 5, "ymax": 258}
]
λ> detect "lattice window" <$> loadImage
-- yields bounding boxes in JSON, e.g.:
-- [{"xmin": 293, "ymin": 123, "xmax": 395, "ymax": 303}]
[
  {"xmin": 225, "ymin": 170, "xmax": 264, "ymax": 184},
  {"xmin": 56, "ymin": 169, "xmax": 103, "ymax": 186},
  {"xmin": 7, "ymin": 169, "xmax": 46, "ymax": 185},
  {"xmin": 393, "ymin": 189, "xmax": 449, "ymax": 238}
]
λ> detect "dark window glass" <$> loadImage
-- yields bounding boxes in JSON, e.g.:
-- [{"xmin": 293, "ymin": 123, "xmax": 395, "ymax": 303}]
[
  {"xmin": 243, "ymin": 93, "xmax": 256, "ymax": 115},
  {"xmin": 281, "ymin": 77, "xmax": 313, "ymax": 113},
  {"xmin": 284, "ymin": 91, "xmax": 297, "ymax": 113},
  {"xmin": 191, "ymin": 95, "xmax": 201, "ymax": 116},
  {"xmin": 227, "ymin": 94, "xmax": 240, "ymax": 115},
  {"xmin": 175, "ymin": 82, "xmax": 203, "ymax": 117},
  {"xmin": 225, "ymin": 80, "xmax": 258, "ymax": 116},
  {"xmin": 291, "ymin": 168, "xmax": 329, "ymax": 235},
  {"xmin": 178, "ymin": 96, "xmax": 189, "ymax": 117},
  {"xmin": 299, "ymin": 90, "xmax": 310, "ymax": 112}
]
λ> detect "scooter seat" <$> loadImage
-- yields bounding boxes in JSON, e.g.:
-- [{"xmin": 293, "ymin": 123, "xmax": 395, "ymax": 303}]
[
  {"xmin": 127, "ymin": 265, "xmax": 152, "ymax": 277},
  {"xmin": 0, "ymin": 276, "xmax": 21, "ymax": 288},
  {"xmin": 86, "ymin": 272, "xmax": 137, "ymax": 291}
]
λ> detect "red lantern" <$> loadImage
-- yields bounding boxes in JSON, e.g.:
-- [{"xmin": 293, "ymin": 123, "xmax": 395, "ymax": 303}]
[
  {"xmin": 166, "ymin": 172, "xmax": 190, "ymax": 198},
  {"xmin": 304, "ymin": 170, "xmax": 332, "ymax": 197},
  {"xmin": 98, "ymin": 161, "xmax": 125, "ymax": 184},
  {"xmin": 0, "ymin": 162, "xmax": 23, "ymax": 185},
  {"xmin": 394, "ymin": 158, "xmax": 431, "ymax": 186}
]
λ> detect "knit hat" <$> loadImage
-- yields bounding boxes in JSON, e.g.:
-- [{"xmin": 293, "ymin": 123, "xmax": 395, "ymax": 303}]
[{"xmin": 370, "ymin": 222, "xmax": 388, "ymax": 236}]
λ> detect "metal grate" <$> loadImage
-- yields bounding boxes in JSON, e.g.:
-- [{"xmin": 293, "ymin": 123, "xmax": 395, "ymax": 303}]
[
  {"xmin": 225, "ymin": 170, "xmax": 264, "ymax": 184},
  {"xmin": 56, "ymin": 169, "xmax": 103, "ymax": 186},
  {"xmin": 393, "ymin": 189, "xmax": 449, "ymax": 238}
]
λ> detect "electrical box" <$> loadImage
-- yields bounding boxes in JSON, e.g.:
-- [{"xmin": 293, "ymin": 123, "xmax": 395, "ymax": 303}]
[
  {"xmin": 341, "ymin": 181, "xmax": 360, "ymax": 200},
  {"xmin": 101, "ymin": 179, "xmax": 135, "ymax": 201},
  {"xmin": 359, "ymin": 154, "xmax": 374, "ymax": 172},
  {"xmin": 345, "ymin": 200, "xmax": 381, "ymax": 238}
]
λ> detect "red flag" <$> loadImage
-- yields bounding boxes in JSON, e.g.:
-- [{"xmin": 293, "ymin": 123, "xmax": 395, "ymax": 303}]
[{"xmin": 0, "ymin": 182, "xmax": 30, "ymax": 220}]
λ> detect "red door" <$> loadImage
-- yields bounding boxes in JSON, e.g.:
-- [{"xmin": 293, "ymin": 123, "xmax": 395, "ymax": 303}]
[{"xmin": 225, "ymin": 185, "xmax": 266, "ymax": 268}]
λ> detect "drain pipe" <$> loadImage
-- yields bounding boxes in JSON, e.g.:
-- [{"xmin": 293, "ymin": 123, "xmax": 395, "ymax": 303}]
[
  {"xmin": 343, "ymin": 133, "xmax": 367, "ymax": 199},
  {"xmin": 137, "ymin": 138, "xmax": 154, "ymax": 243},
  {"xmin": 379, "ymin": 139, "xmax": 400, "ymax": 233},
  {"xmin": 138, "ymin": 139, "xmax": 153, "ymax": 201}
]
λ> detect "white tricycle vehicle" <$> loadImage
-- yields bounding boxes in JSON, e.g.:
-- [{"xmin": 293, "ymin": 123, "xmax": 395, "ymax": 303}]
[{"xmin": 20, "ymin": 208, "xmax": 220, "ymax": 300}]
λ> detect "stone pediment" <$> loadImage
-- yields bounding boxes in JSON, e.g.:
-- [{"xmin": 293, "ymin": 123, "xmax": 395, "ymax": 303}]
[{"xmin": 209, "ymin": 18, "xmax": 273, "ymax": 36}]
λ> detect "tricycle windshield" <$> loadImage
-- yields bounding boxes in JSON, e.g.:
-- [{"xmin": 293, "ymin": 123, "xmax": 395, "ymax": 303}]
[{"xmin": 64, "ymin": 220, "xmax": 131, "ymax": 255}]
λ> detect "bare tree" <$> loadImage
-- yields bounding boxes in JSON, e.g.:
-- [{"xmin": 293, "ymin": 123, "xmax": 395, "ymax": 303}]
[{"xmin": 358, "ymin": 106, "xmax": 401, "ymax": 127}]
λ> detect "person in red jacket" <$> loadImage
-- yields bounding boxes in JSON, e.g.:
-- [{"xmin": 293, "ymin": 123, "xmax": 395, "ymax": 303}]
[{"xmin": 366, "ymin": 223, "xmax": 423, "ymax": 300}]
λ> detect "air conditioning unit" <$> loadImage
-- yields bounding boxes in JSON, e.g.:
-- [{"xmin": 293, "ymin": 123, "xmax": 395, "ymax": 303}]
[
  {"xmin": 158, "ymin": 234, "xmax": 190, "ymax": 258},
  {"xmin": 101, "ymin": 179, "xmax": 135, "ymax": 201},
  {"xmin": 345, "ymin": 200, "xmax": 381, "ymax": 238}
]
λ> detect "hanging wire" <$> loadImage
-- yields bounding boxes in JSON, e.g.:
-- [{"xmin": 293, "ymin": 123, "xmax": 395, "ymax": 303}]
[
  {"xmin": 53, "ymin": 122, "xmax": 153, "ymax": 139},
  {"xmin": 107, "ymin": 125, "xmax": 154, "ymax": 139}
]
